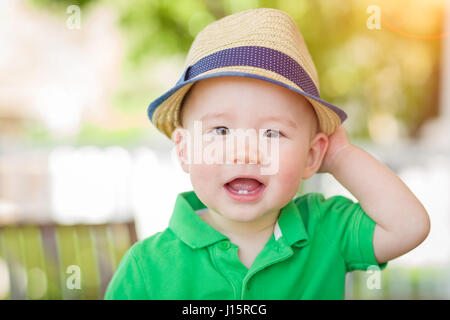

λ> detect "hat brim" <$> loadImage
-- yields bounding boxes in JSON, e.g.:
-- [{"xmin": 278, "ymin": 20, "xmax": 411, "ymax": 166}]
[{"xmin": 147, "ymin": 70, "xmax": 347, "ymax": 139}]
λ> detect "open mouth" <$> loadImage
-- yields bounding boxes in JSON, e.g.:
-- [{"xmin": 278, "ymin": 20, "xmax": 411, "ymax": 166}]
[{"xmin": 223, "ymin": 176, "xmax": 266, "ymax": 202}]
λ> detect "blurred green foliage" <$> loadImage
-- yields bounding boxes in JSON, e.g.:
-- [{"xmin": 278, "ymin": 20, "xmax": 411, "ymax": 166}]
[
  {"xmin": 28, "ymin": 0, "xmax": 444, "ymax": 143},
  {"xmin": 76, "ymin": 122, "xmax": 149, "ymax": 147},
  {"xmin": 23, "ymin": 120, "xmax": 148, "ymax": 148},
  {"xmin": 30, "ymin": 0, "xmax": 96, "ymax": 10}
]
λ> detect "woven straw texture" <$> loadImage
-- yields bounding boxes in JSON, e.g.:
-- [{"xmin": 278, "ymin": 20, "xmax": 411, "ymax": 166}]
[{"xmin": 151, "ymin": 8, "xmax": 342, "ymax": 140}]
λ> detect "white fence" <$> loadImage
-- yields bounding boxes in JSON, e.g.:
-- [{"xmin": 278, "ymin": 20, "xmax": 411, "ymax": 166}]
[{"xmin": 1, "ymin": 140, "xmax": 449, "ymax": 298}]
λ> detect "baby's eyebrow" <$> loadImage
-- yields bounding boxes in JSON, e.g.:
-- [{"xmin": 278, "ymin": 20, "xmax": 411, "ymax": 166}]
[
  {"xmin": 199, "ymin": 112, "xmax": 298, "ymax": 129},
  {"xmin": 200, "ymin": 112, "xmax": 233, "ymax": 122},
  {"xmin": 259, "ymin": 115, "xmax": 298, "ymax": 129}
]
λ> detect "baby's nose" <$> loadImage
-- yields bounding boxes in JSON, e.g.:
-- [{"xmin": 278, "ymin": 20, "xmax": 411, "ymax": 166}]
[{"xmin": 227, "ymin": 137, "xmax": 262, "ymax": 165}]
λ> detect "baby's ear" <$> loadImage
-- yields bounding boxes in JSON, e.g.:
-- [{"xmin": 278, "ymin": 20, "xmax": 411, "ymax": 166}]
[
  {"xmin": 302, "ymin": 132, "xmax": 329, "ymax": 179},
  {"xmin": 172, "ymin": 126, "xmax": 190, "ymax": 173}
]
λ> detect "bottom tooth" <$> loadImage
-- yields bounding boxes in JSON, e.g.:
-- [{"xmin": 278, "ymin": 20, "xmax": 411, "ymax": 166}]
[{"xmin": 238, "ymin": 190, "xmax": 248, "ymax": 194}]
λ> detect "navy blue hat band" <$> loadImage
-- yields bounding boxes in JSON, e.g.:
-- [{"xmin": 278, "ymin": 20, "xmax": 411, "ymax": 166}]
[{"xmin": 185, "ymin": 46, "xmax": 320, "ymax": 98}]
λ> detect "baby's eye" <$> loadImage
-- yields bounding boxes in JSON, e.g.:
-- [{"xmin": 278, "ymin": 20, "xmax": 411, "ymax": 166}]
[
  {"xmin": 263, "ymin": 129, "xmax": 282, "ymax": 138},
  {"xmin": 212, "ymin": 126, "xmax": 230, "ymax": 136}
]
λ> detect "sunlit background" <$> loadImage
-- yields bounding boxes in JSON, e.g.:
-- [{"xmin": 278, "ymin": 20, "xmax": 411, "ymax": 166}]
[{"xmin": 1, "ymin": 0, "xmax": 449, "ymax": 299}]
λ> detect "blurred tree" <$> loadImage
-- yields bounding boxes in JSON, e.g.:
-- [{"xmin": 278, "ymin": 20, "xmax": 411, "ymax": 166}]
[
  {"xmin": 28, "ymin": 0, "xmax": 444, "ymax": 143},
  {"xmin": 31, "ymin": 0, "xmax": 96, "ymax": 10}
]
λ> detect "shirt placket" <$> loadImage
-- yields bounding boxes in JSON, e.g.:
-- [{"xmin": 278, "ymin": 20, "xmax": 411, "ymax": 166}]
[
  {"xmin": 211, "ymin": 240, "xmax": 248, "ymax": 299},
  {"xmin": 240, "ymin": 239, "xmax": 294, "ymax": 299},
  {"xmin": 212, "ymin": 236, "xmax": 295, "ymax": 300}
]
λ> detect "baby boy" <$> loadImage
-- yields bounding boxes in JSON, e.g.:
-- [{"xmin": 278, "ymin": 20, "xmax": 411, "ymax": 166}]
[{"xmin": 105, "ymin": 8, "xmax": 430, "ymax": 300}]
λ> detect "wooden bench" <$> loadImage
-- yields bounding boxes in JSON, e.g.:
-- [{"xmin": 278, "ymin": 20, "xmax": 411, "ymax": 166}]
[{"xmin": 0, "ymin": 222, "xmax": 137, "ymax": 300}]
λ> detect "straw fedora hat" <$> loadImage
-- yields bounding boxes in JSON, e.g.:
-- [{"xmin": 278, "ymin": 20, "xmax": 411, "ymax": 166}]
[{"xmin": 147, "ymin": 7, "xmax": 347, "ymax": 140}]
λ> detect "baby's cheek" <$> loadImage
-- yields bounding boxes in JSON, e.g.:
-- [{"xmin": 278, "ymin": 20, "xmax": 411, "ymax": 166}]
[
  {"xmin": 189, "ymin": 163, "xmax": 221, "ymax": 187},
  {"xmin": 277, "ymin": 152, "xmax": 305, "ymax": 187}
]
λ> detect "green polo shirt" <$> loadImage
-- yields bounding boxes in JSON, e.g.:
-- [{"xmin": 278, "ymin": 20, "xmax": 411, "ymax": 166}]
[{"xmin": 104, "ymin": 190, "xmax": 387, "ymax": 300}]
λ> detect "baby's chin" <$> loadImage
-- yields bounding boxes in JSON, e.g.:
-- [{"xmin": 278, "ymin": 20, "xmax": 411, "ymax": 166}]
[
  {"xmin": 215, "ymin": 203, "xmax": 279, "ymax": 223},
  {"xmin": 220, "ymin": 211, "xmax": 265, "ymax": 223}
]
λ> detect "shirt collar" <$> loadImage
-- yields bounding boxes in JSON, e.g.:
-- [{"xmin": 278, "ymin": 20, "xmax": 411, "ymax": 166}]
[
  {"xmin": 169, "ymin": 190, "xmax": 310, "ymax": 249},
  {"xmin": 276, "ymin": 198, "xmax": 310, "ymax": 248},
  {"xmin": 169, "ymin": 191, "xmax": 227, "ymax": 249}
]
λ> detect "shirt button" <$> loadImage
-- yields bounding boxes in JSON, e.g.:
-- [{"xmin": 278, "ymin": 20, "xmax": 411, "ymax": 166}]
[
  {"xmin": 219, "ymin": 241, "xmax": 231, "ymax": 250},
  {"xmin": 246, "ymin": 281, "xmax": 251, "ymax": 290}
]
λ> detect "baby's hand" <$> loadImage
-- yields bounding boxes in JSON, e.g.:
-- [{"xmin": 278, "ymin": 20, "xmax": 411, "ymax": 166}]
[{"xmin": 317, "ymin": 125, "xmax": 352, "ymax": 174}]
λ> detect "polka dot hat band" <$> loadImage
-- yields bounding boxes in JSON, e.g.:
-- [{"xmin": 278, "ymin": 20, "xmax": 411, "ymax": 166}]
[{"xmin": 147, "ymin": 7, "xmax": 348, "ymax": 140}]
